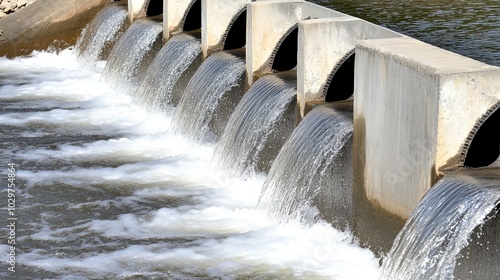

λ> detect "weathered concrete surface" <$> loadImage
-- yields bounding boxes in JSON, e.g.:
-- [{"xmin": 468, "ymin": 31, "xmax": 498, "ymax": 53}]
[
  {"xmin": 201, "ymin": 0, "xmax": 249, "ymax": 58},
  {"xmin": 128, "ymin": 0, "xmax": 147, "ymax": 21},
  {"xmin": 297, "ymin": 17, "xmax": 401, "ymax": 118},
  {"xmin": 128, "ymin": 0, "xmax": 162, "ymax": 21},
  {"xmin": 246, "ymin": 0, "xmax": 346, "ymax": 86},
  {"xmin": 0, "ymin": 0, "xmax": 109, "ymax": 57},
  {"xmin": 353, "ymin": 37, "xmax": 500, "ymax": 221},
  {"xmin": 163, "ymin": 0, "xmax": 197, "ymax": 42}
]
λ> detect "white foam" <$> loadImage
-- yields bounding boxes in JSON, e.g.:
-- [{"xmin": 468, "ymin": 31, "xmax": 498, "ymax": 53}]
[{"xmin": 2, "ymin": 49, "xmax": 381, "ymax": 279}]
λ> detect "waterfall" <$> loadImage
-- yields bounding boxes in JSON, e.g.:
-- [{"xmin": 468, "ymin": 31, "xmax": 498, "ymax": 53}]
[
  {"xmin": 75, "ymin": 4, "xmax": 128, "ymax": 67},
  {"xmin": 135, "ymin": 32, "xmax": 202, "ymax": 112},
  {"xmin": 173, "ymin": 50, "xmax": 246, "ymax": 143},
  {"xmin": 213, "ymin": 72, "xmax": 297, "ymax": 177},
  {"xmin": 101, "ymin": 17, "xmax": 163, "ymax": 86},
  {"xmin": 258, "ymin": 102, "xmax": 353, "ymax": 228},
  {"xmin": 381, "ymin": 168, "xmax": 500, "ymax": 280}
]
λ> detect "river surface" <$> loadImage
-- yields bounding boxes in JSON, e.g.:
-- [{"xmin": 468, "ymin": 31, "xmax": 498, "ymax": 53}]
[{"xmin": 313, "ymin": 0, "xmax": 500, "ymax": 66}]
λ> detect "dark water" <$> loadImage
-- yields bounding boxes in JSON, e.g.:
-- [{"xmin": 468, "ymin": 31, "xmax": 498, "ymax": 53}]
[{"xmin": 313, "ymin": 0, "xmax": 500, "ymax": 66}]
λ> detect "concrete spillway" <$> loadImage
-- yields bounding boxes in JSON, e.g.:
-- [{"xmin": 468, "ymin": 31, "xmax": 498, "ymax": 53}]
[
  {"xmin": 2, "ymin": 0, "xmax": 498, "ymax": 277},
  {"xmin": 123, "ymin": 0, "xmax": 500, "ymax": 273}
]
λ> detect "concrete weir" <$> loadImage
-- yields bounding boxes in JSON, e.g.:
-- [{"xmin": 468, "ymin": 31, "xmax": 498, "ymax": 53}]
[
  {"xmin": 128, "ymin": 0, "xmax": 163, "ymax": 21},
  {"xmin": 201, "ymin": 0, "xmax": 250, "ymax": 58},
  {"xmin": 297, "ymin": 17, "xmax": 402, "ymax": 117},
  {"xmin": 163, "ymin": 0, "xmax": 201, "ymax": 42},
  {"xmin": 353, "ymin": 37, "xmax": 500, "ymax": 250},
  {"xmin": 246, "ymin": 0, "xmax": 346, "ymax": 85},
  {"xmin": 3, "ymin": 0, "xmax": 498, "ymax": 269}
]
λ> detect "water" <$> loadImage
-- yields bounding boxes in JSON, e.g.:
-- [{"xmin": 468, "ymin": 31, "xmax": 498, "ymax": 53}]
[
  {"xmin": 75, "ymin": 4, "xmax": 129, "ymax": 67},
  {"xmin": 173, "ymin": 50, "xmax": 246, "ymax": 143},
  {"xmin": 101, "ymin": 18, "xmax": 163, "ymax": 86},
  {"xmin": 135, "ymin": 32, "xmax": 202, "ymax": 112},
  {"xmin": 381, "ymin": 169, "xmax": 500, "ymax": 279},
  {"xmin": 0, "ymin": 48, "xmax": 380, "ymax": 280},
  {"xmin": 214, "ymin": 72, "xmax": 297, "ymax": 177},
  {"xmin": 313, "ymin": 0, "xmax": 500, "ymax": 66},
  {"xmin": 258, "ymin": 102, "xmax": 353, "ymax": 229}
]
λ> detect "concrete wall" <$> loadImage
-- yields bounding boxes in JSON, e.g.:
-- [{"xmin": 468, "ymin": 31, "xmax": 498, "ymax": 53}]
[
  {"xmin": 128, "ymin": 0, "xmax": 148, "ymax": 21},
  {"xmin": 353, "ymin": 37, "xmax": 500, "ymax": 220},
  {"xmin": 201, "ymin": 0, "xmax": 250, "ymax": 58},
  {"xmin": 0, "ymin": 0, "xmax": 109, "ymax": 58},
  {"xmin": 163, "ymin": 0, "xmax": 197, "ymax": 41},
  {"xmin": 297, "ymin": 17, "xmax": 402, "ymax": 118},
  {"xmin": 246, "ymin": 0, "xmax": 346, "ymax": 85}
]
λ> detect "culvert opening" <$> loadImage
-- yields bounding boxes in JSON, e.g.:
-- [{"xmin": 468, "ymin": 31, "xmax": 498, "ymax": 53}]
[
  {"xmin": 325, "ymin": 52, "xmax": 355, "ymax": 102},
  {"xmin": 146, "ymin": 0, "xmax": 163, "ymax": 17},
  {"xmin": 271, "ymin": 27, "xmax": 298, "ymax": 72},
  {"xmin": 223, "ymin": 10, "xmax": 246, "ymax": 50},
  {"xmin": 183, "ymin": 0, "xmax": 201, "ymax": 31},
  {"xmin": 464, "ymin": 106, "xmax": 500, "ymax": 168}
]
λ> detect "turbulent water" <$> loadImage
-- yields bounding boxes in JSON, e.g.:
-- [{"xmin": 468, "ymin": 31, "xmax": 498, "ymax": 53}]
[
  {"xmin": 258, "ymin": 103, "xmax": 353, "ymax": 229},
  {"xmin": 381, "ymin": 169, "xmax": 500, "ymax": 279},
  {"xmin": 101, "ymin": 18, "xmax": 163, "ymax": 86},
  {"xmin": 173, "ymin": 50, "xmax": 246, "ymax": 143},
  {"xmin": 0, "ymin": 49, "xmax": 380, "ymax": 279},
  {"xmin": 75, "ymin": 4, "xmax": 128, "ymax": 67},
  {"xmin": 214, "ymin": 72, "xmax": 297, "ymax": 177},
  {"xmin": 135, "ymin": 32, "xmax": 202, "ymax": 112}
]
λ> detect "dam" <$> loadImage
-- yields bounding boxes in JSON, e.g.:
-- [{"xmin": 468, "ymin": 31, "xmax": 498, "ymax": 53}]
[{"xmin": 0, "ymin": 0, "xmax": 498, "ymax": 279}]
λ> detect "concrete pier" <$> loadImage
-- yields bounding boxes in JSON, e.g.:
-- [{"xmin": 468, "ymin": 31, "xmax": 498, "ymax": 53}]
[
  {"xmin": 163, "ymin": 0, "xmax": 200, "ymax": 42},
  {"xmin": 352, "ymin": 37, "xmax": 500, "ymax": 250},
  {"xmin": 201, "ymin": 0, "xmax": 250, "ymax": 58},
  {"xmin": 297, "ymin": 17, "xmax": 401, "ymax": 118},
  {"xmin": 246, "ymin": 0, "xmax": 346, "ymax": 85},
  {"xmin": 128, "ymin": 0, "xmax": 163, "ymax": 22}
]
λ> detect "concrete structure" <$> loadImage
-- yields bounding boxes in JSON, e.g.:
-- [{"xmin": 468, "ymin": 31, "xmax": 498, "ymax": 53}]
[
  {"xmin": 163, "ymin": 0, "xmax": 199, "ymax": 42},
  {"xmin": 297, "ymin": 17, "xmax": 402, "ymax": 118},
  {"xmin": 353, "ymin": 36, "xmax": 500, "ymax": 221},
  {"xmin": 128, "ymin": 0, "xmax": 163, "ymax": 22},
  {"xmin": 246, "ymin": 0, "xmax": 346, "ymax": 85},
  {"xmin": 201, "ymin": 0, "xmax": 250, "ymax": 58},
  {"xmin": 0, "ymin": 0, "xmax": 109, "ymax": 57},
  {"xmin": 128, "ymin": 0, "xmax": 147, "ymax": 21}
]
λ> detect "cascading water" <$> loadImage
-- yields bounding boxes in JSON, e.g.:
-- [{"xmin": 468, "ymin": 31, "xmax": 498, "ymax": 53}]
[
  {"xmin": 213, "ymin": 72, "xmax": 297, "ymax": 177},
  {"xmin": 75, "ymin": 3, "xmax": 128, "ymax": 67},
  {"xmin": 135, "ymin": 32, "xmax": 202, "ymax": 112},
  {"xmin": 101, "ymin": 17, "xmax": 162, "ymax": 86},
  {"xmin": 0, "ymin": 39, "xmax": 380, "ymax": 280},
  {"xmin": 381, "ymin": 168, "xmax": 500, "ymax": 280},
  {"xmin": 258, "ymin": 102, "xmax": 354, "ymax": 229},
  {"xmin": 172, "ymin": 50, "xmax": 246, "ymax": 142}
]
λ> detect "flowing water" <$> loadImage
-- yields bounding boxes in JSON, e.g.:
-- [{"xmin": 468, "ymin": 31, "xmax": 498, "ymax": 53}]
[
  {"xmin": 0, "ymin": 43, "xmax": 379, "ymax": 280},
  {"xmin": 214, "ymin": 72, "xmax": 297, "ymax": 177},
  {"xmin": 101, "ymin": 18, "xmax": 163, "ymax": 86},
  {"xmin": 381, "ymin": 169, "xmax": 500, "ymax": 279},
  {"xmin": 135, "ymin": 32, "xmax": 202, "ymax": 112},
  {"xmin": 1, "ymin": 1, "xmax": 498, "ymax": 278},
  {"xmin": 258, "ymin": 103, "xmax": 353, "ymax": 229},
  {"xmin": 173, "ymin": 50, "xmax": 246, "ymax": 143},
  {"xmin": 75, "ymin": 4, "xmax": 129, "ymax": 67}
]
